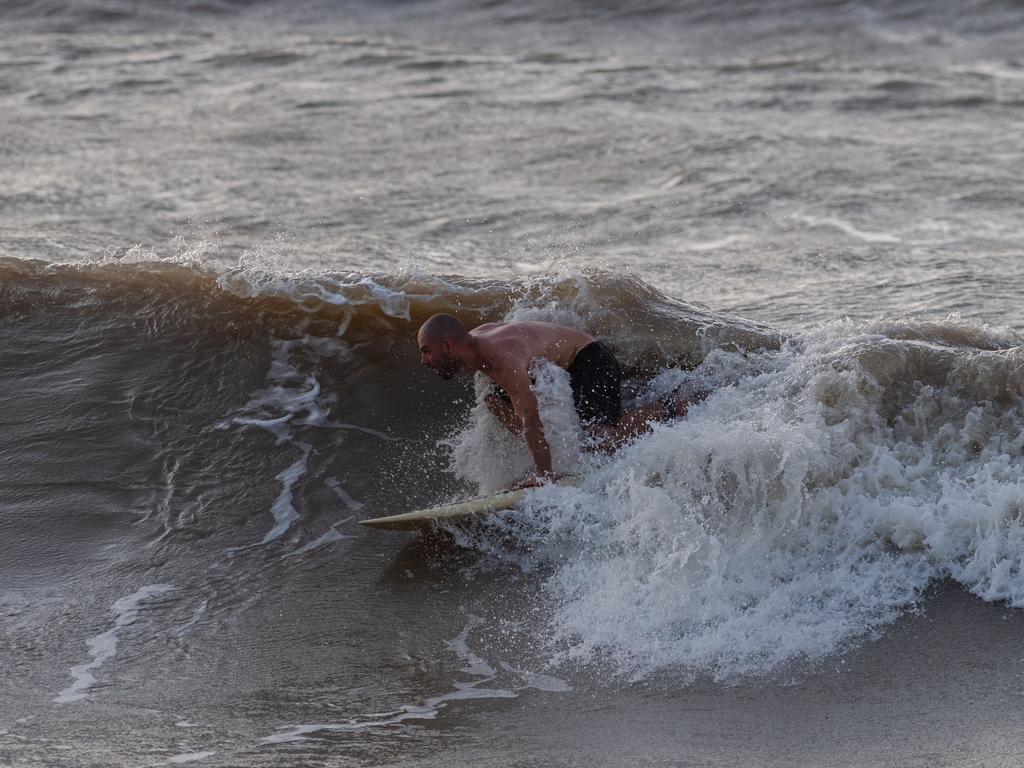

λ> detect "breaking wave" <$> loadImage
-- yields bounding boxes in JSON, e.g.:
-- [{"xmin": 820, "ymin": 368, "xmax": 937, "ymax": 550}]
[{"xmin": 5, "ymin": 254, "xmax": 1024, "ymax": 681}]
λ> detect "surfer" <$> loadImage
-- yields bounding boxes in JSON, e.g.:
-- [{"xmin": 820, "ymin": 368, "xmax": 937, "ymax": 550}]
[{"xmin": 417, "ymin": 314, "xmax": 690, "ymax": 485}]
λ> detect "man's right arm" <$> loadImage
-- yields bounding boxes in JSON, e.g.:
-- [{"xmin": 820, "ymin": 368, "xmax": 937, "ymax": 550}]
[{"xmin": 503, "ymin": 372, "xmax": 554, "ymax": 478}]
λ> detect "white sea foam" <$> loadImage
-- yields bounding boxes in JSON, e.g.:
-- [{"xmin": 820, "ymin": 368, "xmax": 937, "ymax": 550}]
[
  {"xmin": 325, "ymin": 478, "xmax": 365, "ymax": 511},
  {"xmin": 499, "ymin": 662, "xmax": 572, "ymax": 693},
  {"xmin": 165, "ymin": 752, "xmax": 217, "ymax": 764},
  {"xmin": 257, "ymin": 447, "xmax": 311, "ymax": 545},
  {"xmin": 225, "ymin": 339, "xmax": 337, "ymax": 553},
  {"xmin": 217, "ymin": 261, "xmax": 472, "ymax": 325},
  {"xmin": 56, "ymin": 584, "xmax": 177, "ymax": 703},
  {"xmin": 226, "ymin": 444, "xmax": 311, "ymax": 555},
  {"xmin": 792, "ymin": 212, "xmax": 902, "ymax": 244},
  {"xmin": 173, "ymin": 600, "xmax": 208, "ymax": 637},
  {"xmin": 685, "ymin": 234, "xmax": 751, "ymax": 252},
  {"xmin": 221, "ymin": 311, "xmax": 404, "ymax": 559},
  {"xmin": 260, "ymin": 616, "xmax": 520, "ymax": 744},
  {"xmin": 447, "ymin": 320, "xmax": 1024, "ymax": 680},
  {"xmin": 284, "ymin": 522, "xmax": 352, "ymax": 559},
  {"xmin": 232, "ymin": 337, "xmax": 334, "ymax": 437}
]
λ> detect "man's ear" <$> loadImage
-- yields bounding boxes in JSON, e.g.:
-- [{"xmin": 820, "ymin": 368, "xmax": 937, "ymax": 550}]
[{"xmin": 444, "ymin": 339, "xmax": 453, "ymax": 351}]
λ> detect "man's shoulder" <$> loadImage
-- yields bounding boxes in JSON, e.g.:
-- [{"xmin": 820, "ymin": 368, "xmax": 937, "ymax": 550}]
[{"xmin": 473, "ymin": 326, "xmax": 530, "ymax": 370}]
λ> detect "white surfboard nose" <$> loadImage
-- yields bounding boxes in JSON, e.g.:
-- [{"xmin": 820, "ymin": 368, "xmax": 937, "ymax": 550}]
[{"xmin": 359, "ymin": 476, "xmax": 580, "ymax": 531}]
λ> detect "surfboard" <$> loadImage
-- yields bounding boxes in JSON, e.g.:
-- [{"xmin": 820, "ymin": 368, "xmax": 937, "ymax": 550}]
[{"xmin": 359, "ymin": 476, "xmax": 579, "ymax": 531}]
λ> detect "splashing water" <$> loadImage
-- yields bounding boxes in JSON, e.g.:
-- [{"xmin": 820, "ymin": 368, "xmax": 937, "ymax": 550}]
[{"xmin": 448, "ymin": 321, "xmax": 1024, "ymax": 680}]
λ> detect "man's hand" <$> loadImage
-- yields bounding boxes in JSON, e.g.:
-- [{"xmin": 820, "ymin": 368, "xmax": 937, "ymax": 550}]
[{"xmin": 512, "ymin": 473, "xmax": 558, "ymax": 491}]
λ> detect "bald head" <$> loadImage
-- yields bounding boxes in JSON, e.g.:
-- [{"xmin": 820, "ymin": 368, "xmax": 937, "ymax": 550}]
[
  {"xmin": 417, "ymin": 314, "xmax": 471, "ymax": 380},
  {"xmin": 418, "ymin": 313, "xmax": 468, "ymax": 345}
]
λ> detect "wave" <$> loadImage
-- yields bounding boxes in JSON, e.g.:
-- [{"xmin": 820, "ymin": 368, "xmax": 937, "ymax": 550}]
[
  {"xmin": 448, "ymin": 319, "xmax": 1024, "ymax": 680},
  {"xmin": 5, "ymin": 255, "xmax": 1024, "ymax": 682},
  {"xmin": 0, "ymin": 256, "xmax": 781, "ymax": 368}
]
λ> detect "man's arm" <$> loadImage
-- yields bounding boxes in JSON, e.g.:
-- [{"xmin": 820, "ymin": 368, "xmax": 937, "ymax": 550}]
[{"xmin": 502, "ymin": 371, "xmax": 553, "ymax": 478}]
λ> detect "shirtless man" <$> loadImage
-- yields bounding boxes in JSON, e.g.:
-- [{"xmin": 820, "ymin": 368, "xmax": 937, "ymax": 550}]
[{"xmin": 417, "ymin": 314, "xmax": 685, "ymax": 485}]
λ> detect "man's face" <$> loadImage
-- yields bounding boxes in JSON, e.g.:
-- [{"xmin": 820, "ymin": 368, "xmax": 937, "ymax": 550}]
[{"xmin": 419, "ymin": 338, "xmax": 459, "ymax": 380}]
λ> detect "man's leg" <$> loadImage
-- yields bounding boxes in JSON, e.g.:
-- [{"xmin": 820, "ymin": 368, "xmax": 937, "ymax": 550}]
[{"xmin": 584, "ymin": 394, "xmax": 695, "ymax": 451}]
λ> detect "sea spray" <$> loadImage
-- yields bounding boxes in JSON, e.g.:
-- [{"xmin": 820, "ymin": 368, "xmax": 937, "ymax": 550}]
[
  {"xmin": 449, "ymin": 322, "xmax": 1024, "ymax": 680},
  {"xmin": 446, "ymin": 363, "xmax": 589, "ymax": 495}
]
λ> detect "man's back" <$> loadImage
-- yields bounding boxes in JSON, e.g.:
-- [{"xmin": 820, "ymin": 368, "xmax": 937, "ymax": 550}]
[{"xmin": 470, "ymin": 321, "xmax": 595, "ymax": 374}]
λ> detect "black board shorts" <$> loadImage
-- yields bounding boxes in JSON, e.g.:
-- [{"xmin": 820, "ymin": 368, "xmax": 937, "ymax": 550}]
[{"xmin": 490, "ymin": 340, "xmax": 622, "ymax": 426}]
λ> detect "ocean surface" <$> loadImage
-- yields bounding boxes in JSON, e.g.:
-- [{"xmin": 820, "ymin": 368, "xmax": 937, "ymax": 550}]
[{"xmin": 3, "ymin": 1, "xmax": 1024, "ymax": 766}]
